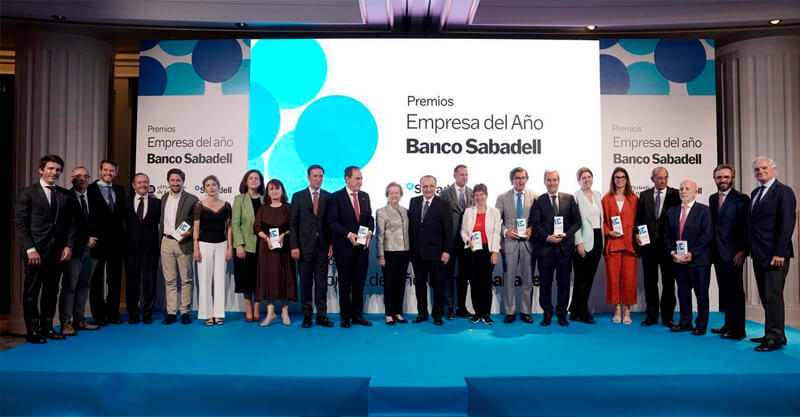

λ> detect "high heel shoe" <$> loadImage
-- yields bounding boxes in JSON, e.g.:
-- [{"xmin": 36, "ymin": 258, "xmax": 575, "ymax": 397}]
[
  {"xmin": 260, "ymin": 312, "xmax": 276, "ymax": 327},
  {"xmin": 612, "ymin": 306, "xmax": 622, "ymax": 323},
  {"xmin": 622, "ymin": 306, "xmax": 632, "ymax": 325},
  {"xmin": 281, "ymin": 313, "xmax": 291, "ymax": 326}
]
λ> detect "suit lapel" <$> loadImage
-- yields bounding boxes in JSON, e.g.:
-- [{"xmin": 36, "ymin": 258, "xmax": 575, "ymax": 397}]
[{"xmin": 175, "ymin": 193, "xmax": 188, "ymax": 228}]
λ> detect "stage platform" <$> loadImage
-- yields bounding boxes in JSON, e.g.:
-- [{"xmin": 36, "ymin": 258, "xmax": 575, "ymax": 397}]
[{"xmin": 1, "ymin": 312, "xmax": 799, "ymax": 416}]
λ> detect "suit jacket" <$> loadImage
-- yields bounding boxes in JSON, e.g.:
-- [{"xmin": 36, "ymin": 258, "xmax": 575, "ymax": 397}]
[
  {"xmin": 86, "ymin": 181, "xmax": 125, "ymax": 257},
  {"xmin": 664, "ymin": 202, "xmax": 713, "ymax": 267},
  {"xmin": 376, "ymin": 204, "xmax": 410, "ymax": 256},
  {"xmin": 232, "ymin": 193, "xmax": 262, "ymax": 253},
  {"xmin": 495, "ymin": 188, "xmax": 537, "ymax": 253},
  {"xmin": 460, "ymin": 206, "xmax": 502, "ymax": 253},
  {"xmin": 327, "ymin": 187, "xmax": 374, "ymax": 257},
  {"xmin": 408, "ymin": 195, "xmax": 453, "ymax": 261},
  {"xmin": 14, "ymin": 182, "xmax": 77, "ymax": 258},
  {"xmin": 601, "ymin": 193, "xmax": 639, "ymax": 256},
  {"xmin": 158, "ymin": 191, "xmax": 200, "ymax": 254},
  {"xmin": 573, "ymin": 189, "xmax": 604, "ymax": 252},
  {"xmin": 635, "ymin": 186, "xmax": 680, "ymax": 255},
  {"xmin": 748, "ymin": 180, "xmax": 796, "ymax": 261},
  {"xmin": 530, "ymin": 192, "xmax": 581, "ymax": 257},
  {"xmin": 439, "ymin": 184, "xmax": 474, "ymax": 241},
  {"xmin": 69, "ymin": 188, "xmax": 92, "ymax": 257},
  {"xmin": 709, "ymin": 189, "xmax": 750, "ymax": 262},
  {"xmin": 123, "ymin": 194, "xmax": 162, "ymax": 256},
  {"xmin": 290, "ymin": 188, "xmax": 332, "ymax": 257}
]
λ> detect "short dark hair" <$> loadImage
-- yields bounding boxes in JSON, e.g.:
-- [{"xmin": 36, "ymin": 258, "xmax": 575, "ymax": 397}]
[
  {"xmin": 167, "ymin": 168, "xmax": 185, "ymax": 181},
  {"xmin": 239, "ymin": 169, "xmax": 265, "ymax": 194},
  {"xmin": 473, "ymin": 183, "xmax": 488, "ymax": 195},
  {"xmin": 344, "ymin": 166, "xmax": 360, "ymax": 178},
  {"xmin": 307, "ymin": 165, "xmax": 325, "ymax": 175},
  {"xmin": 509, "ymin": 167, "xmax": 527, "ymax": 182},
  {"xmin": 608, "ymin": 167, "xmax": 633, "ymax": 196},
  {"xmin": 453, "ymin": 164, "xmax": 467, "ymax": 173},
  {"xmin": 713, "ymin": 164, "xmax": 736, "ymax": 178},
  {"xmin": 133, "ymin": 172, "xmax": 149, "ymax": 181},
  {"xmin": 100, "ymin": 159, "xmax": 118, "ymax": 169},
  {"xmin": 39, "ymin": 154, "xmax": 64, "ymax": 170},
  {"xmin": 266, "ymin": 178, "xmax": 288, "ymax": 203}
]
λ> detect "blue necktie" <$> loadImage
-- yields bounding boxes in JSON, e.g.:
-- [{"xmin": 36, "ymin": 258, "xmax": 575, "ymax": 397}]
[
  {"xmin": 516, "ymin": 192, "xmax": 523, "ymax": 218},
  {"xmin": 106, "ymin": 186, "xmax": 115, "ymax": 211}
]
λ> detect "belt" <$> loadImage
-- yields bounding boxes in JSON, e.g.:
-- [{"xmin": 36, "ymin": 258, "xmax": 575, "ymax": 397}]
[{"xmin": 163, "ymin": 234, "xmax": 177, "ymax": 240}]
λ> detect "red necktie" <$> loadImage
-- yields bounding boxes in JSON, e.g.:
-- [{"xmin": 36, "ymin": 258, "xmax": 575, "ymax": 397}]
[
  {"xmin": 312, "ymin": 191, "xmax": 319, "ymax": 216},
  {"xmin": 678, "ymin": 204, "xmax": 688, "ymax": 239},
  {"xmin": 718, "ymin": 192, "xmax": 725, "ymax": 208},
  {"xmin": 351, "ymin": 192, "xmax": 360, "ymax": 222}
]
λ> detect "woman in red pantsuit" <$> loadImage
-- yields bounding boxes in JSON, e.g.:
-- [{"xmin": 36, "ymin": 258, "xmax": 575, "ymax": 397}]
[{"xmin": 602, "ymin": 167, "xmax": 639, "ymax": 325}]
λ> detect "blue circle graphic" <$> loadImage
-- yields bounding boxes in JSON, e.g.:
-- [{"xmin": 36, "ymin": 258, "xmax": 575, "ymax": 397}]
[
  {"xmin": 619, "ymin": 39, "xmax": 659, "ymax": 56},
  {"xmin": 248, "ymin": 83, "xmax": 281, "ymax": 159},
  {"xmin": 248, "ymin": 155, "xmax": 265, "ymax": 174},
  {"xmin": 599, "ymin": 39, "xmax": 619, "ymax": 50},
  {"xmin": 600, "ymin": 54, "xmax": 629, "ymax": 95},
  {"xmin": 294, "ymin": 96, "xmax": 378, "ymax": 175},
  {"xmin": 192, "ymin": 40, "xmax": 243, "ymax": 83},
  {"xmin": 222, "ymin": 59, "xmax": 250, "ymax": 95},
  {"xmin": 161, "ymin": 40, "xmax": 198, "ymax": 56},
  {"xmin": 687, "ymin": 60, "xmax": 716, "ymax": 95},
  {"xmin": 267, "ymin": 132, "xmax": 314, "ymax": 196},
  {"xmin": 654, "ymin": 40, "xmax": 706, "ymax": 83},
  {"xmin": 627, "ymin": 62, "xmax": 669, "ymax": 95},
  {"xmin": 141, "ymin": 41, "xmax": 159, "ymax": 52},
  {"xmin": 138, "ymin": 56, "xmax": 167, "ymax": 96},
  {"xmin": 164, "ymin": 63, "xmax": 205, "ymax": 95},
  {"xmin": 250, "ymin": 39, "xmax": 327, "ymax": 109}
]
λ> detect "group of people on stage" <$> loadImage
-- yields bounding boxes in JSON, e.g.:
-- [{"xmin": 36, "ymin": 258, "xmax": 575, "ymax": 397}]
[{"xmin": 15, "ymin": 154, "xmax": 796, "ymax": 351}]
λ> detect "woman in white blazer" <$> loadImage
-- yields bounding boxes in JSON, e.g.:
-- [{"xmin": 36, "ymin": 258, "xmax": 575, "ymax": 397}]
[
  {"xmin": 570, "ymin": 167, "xmax": 604, "ymax": 324},
  {"xmin": 460, "ymin": 183, "xmax": 502, "ymax": 324}
]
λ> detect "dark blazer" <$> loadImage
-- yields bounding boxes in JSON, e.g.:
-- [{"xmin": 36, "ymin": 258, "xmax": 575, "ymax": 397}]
[
  {"xmin": 635, "ymin": 186, "xmax": 680, "ymax": 255},
  {"xmin": 709, "ymin": 189, "xmax": 750, "ymax": 262},
  {"xmin": 748, "ymin": 180, "xmax": 796, "ymax": 261},
  {"xmin": 159, "ymin": 191, "xmax": 200, "ymax": 254},
  {"xmin": 86, "ymin": 181, "xmax": 125, "ymax": 257},
  {"xmin": 69, "ymin": 189, "xmax": 91, "ymax": 257},
  {"xmin": 123, "ymin": 194, "xmax": 162, "ymax": 256},
  {"xmin": 408, "ymin": 195, "xmax": 453, "ymax": 261},
  {"xmin": 327, "ymin": 188, "xmax": 374, "ymax": 257},
  {"xmin": 290, "ymin": 188, "xmax": 332, "ymax": 256},
  {"xmin": 439, "ymin": 184, "xmax": 473, "ymax": 240},
  {"xmin": 663, "ymin": 202, "xmax": 713, "ymax": 266},
  {"xmin": 530, "ymin": 192, "xmax": 581, "ymax": 257},
  {"xmin": 14, "ymin": 182, "xmax": 77, "ymax": 258}
]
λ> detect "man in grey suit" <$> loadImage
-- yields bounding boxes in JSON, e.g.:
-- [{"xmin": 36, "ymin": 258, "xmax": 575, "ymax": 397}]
[
  {"xmin": 496, "ymin": 167, "xmax": 538, "ymax": 323},
  {"xmin": 158, "ymin": 168, "xmax": 199, "ymax": 325},
  {"xmin": 439, "ymin": 164, "xmax": 474, "ymax": 319}
]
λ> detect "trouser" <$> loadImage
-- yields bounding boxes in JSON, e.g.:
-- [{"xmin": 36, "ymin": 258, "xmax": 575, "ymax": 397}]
[
  {"xmin": 675, "ymin": 264, "xmax": 711, "ymax": 330},
  {"xmin": 59, "ymin": 249, "xmax": 96, "ymax": 324},
  {"xmin": 23, "ymin": 251, "xmax": 66, "ymax": 333},
  {"xmin": 753, "ymin": 258, "xmax": 790, "ymax": 342},
  {"xmin": 713, "ymin": 258, "xmax": 745, "ymax": 335},
  {"xmin": 299, "ymin": 244, "xmax": 330, "ymax": 318},
  {"xmin": 125, "ymin": 253, "xmax": 158, "ymax": 319},
  {"xmin": 160, "ymin": 236, "xmax": 194, "ymax": 315},
  {"xmin": 537, "ymin": 255, "xmax": 572, "ymax": 318},
  {"xmin": 444, "ymin": 241, "xmax": 470, "ymax": 315},
  {"xmin": 605, "ymin": 252, "xmax": 638, "ymax": 305},
  {"xmin": 197, "ymin": 241, "xmax": 227, "ymax": 319},
  {"xmin": 569, "ymin": 229, "xmax": 603, "ymax": 317},
  {"xmin": 641, "ymin": 248, "xmax": 676, "ymax": 323},
  {"xmin": 501, "ymin": 240, "xmax": 534, "ymax": 315},
  {"xmin": 334, "ymin": 249, "xmax": 369, "ymax": 321},
  {"xmin": 382, "ymin": 251, "xmax": 410, "ymax": 316},
  {"xmin": 465, "ymin": 248, "xmax": 493, "ymax": 316},
  {"xmin": 89, "ymin": 252, "xmax": 123, "ymax": 321},
  {"xmin": 412, "ymin": 257, "xmax": 445, "ymax": 318}
]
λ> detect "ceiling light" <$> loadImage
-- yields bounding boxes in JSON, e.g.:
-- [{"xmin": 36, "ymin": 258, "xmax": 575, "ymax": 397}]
[
  {"xmin": 585, "ymin": 25, "xmax": 597, "ymax": 31},
  {"xmin": 769, "ymin": 19, "xmax": 782, "ymax": 25},
  {"xmin": 235, "ymin": 22, "xmax": 248, "ymax": 28},
  {"xmin": 51, "ymin": 15, "xmax": 66, "ymax": 21}
]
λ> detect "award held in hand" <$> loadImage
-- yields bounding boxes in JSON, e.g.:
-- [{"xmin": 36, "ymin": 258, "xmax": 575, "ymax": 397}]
[
  {"xmin": 637, "ymin": 225, "xmax": 650, "ymax": 245},
  {"xmin": 470, "ymin": 231, "xmax": 483, "ymax": 251},
  {"xmin": 357, "ymin": 226, "xmax": 369, "ymax": 245},
  {"xmin": 516, "ymin": 218, "xmax": 527, "ymax": 238},
  {"xmin": 611, "ymin": 216, "xmax": 623, "ymax": 235},
  {"xmin": 553, "ymin": 216, "xmax": 564, "ymax": 235},
  {"xmin": 676, "ymin": 240, "xmax": 688, "ymax": 258},
  {"xmin": 269, "ymin": 228, "xmax": 281, "ymax": 249},
  {"xmin": 171, "ymin": 221, "xmax": 191, "ymax": 241}
]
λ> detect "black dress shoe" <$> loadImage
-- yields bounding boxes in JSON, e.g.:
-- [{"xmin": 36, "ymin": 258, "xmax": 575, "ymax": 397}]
[
  {"xmin": 385, "ymin": 319, "xmax": 396, "ymax": 325},
  {"xmin": 568, "ymin": 313, "xmax": 581, "ymax": 321},
  {"xmin": 316, "ymin": 317, "xmax": 334, "ymax": 327},
  {"xmin": 142, "ymin": 316, "xmax": 153, "ymax": 324},
  {"xmin": 640, "ymin": 318, "xmax": 658, "ymax": 326},
  {"xmin": 128, "ymin": 316, "xmax": 140, "ymax": 325},
  {"xmin": 755, "ymin": 340, "xmax": 782, "ymax": 352},
  {"xmin": 108, "ymin": 317, "xmax": 123, "ymax": 325},
  {"xmin": 750, "ymin": 336, "xmax": 787, "ymax": 345},
  {"xmin": 41, "ymin": 329, "xmax": 66, "ymax": 340},
  {"xmin": 455, "ymin": 310, "xmax": 472, "ymax": 318},
  {"xmin": 482, "ymin": 315, "xmax": 494, "ymax": 325},
  {"xmin": 340, "ymin": 320, "xmax": 351, "ymax": 328},
  {"xmin": 302, "ymin": 317, "xmax": 313, "ymax": 328},
  {"xmin": 671, "ymin": 324, "xmax": 693, "ymax": 332},
  {"xmin": 181, "ymin": 313, "xmax": 191, "ymax": 324},
  {"xmin": 395, "ymin": 317, "xmax": 408, "ymax": 324},
  {"xmin": 503, "ymin": 314, "xmax": 516, "ymax": 324},
  {"xmin": 541, "ymin": 316, "xmax": 552, "ymax": 326},
  {"xmin": 92, "ymin": 319, "xmax": 107, "ymax": 327},
  {"xmin": 663, "ymin": 320, "xmax": 677, "ymax": 328},
  {"xmin": 581, "ymin": 316, "xmax": 596, "ymax": 324},
  {"xmin": 353, "ymin": 317, "xmax": 372, "ymax": 326},
  {"xmin": 520, "ymin": 314, "xmax": 534, "ymax": 324},
  {"xmin": 557, "ymin": 316, "xmax": 569, "ymax": 326},
  {"xmin": 692, "ymin": 328, "xmax": 706, "ymax": 336},
  {"xmin": 162, "ymin": 314, "xmax": 177, "ymax": 325},
  {"xmin": 470, "ymin": 315, "xmax": 481, "ymax": 324},
  {"xmin": 446, "ymin": 312, "xmax": 455, "ymax": 320},
  {"xmin": 710, "ymin": 326, "xmax": 728, "ymax": 334},
  {"xmin": 433, "ymin": 317, "xmax": 444, "ymax": 326},
  {"xmin": 26, "ymin": 332, "xmax": 46, "ymax": 344},
  {"xmin": 413, "ymin": 315, "xmax": 429, "ymax": 323},
  {"xmin": 721, "ymin": 332, "xmax": 746, "ymax": 340}
]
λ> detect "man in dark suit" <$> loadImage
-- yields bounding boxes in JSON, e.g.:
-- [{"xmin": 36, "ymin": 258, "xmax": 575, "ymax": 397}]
[
  {"xmin": 87, "ymin": 159, "xmax": 125, "ymax": 325},
  {"xmin": 14, "ymin": 154, "xmax": 76, "ymax": 343},
  {"xmin": 635, "ymin": 166, "xmax": 681, "ymax": 327},
  {"xmin": 291, "ymin": 164, "xmax": 334, "ymax": 328},
  {"xmin": 709, "ymin": 164, "xmax": 750, "ymax": 340},
  {"xmin": 748, "ymin": 156, "xmax": 796, "ymax": 352},
  {"xmin": 327, "ymin": 166, "xmax": 374, "ymax": 328},
  {"xmin": 530, "ymin": 170, "xmax": 580, "ymax": 326},
  {"xmin": 57, "ymin": 166, "xmax": 99, "ymax": 336},
  {"xmin": 664, "ymin": 180, "xmax": 713, "ymax": 335},
  {"xmin": 123, "ymin": 173, "xmax": 162, "ymax": 324},
  {"xmin": 438, "ymin": 164, "xmax": 474, "ymax": 319},
  {"xmin": 408, "ymin": 175, "xmax": 453, "ymax": 326}
]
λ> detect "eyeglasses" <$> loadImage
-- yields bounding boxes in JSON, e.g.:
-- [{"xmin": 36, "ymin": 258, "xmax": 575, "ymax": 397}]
[
  {"xmin": 72, "ymin": 174, "xmax": 91, "ymax": 179},
  {"xmin": 513, "ymin": 176, "xmax": 527, "ymax": 180},
  {"xmin": 613, "ymin": 176, "xmax": 627, "ymax": 180}
]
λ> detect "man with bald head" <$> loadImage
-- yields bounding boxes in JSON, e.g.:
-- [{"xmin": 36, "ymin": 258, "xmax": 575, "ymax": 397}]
[
  {"xmin": 636, "ymin": 166, "xmax": 681, "ymax": 327},
  {"xmin": 664, "ymin": 180, "xmax": 712, "ymax": 335},
  {"xmin": 748, "ymin": 156, "xmax": 796, "ymax": 351}
]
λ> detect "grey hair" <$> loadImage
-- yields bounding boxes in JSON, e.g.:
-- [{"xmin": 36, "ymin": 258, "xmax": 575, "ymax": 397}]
[
  {"xmin": 752, "ymin": 156, "xmax": 777, "ymax": 168},
  {"xmin": 419, "ymin": 175, "xmax": 437, "ymax": 185},
  {"xmin": 543, "ymin": 170, "xmax": 560, "ymax": 181}
]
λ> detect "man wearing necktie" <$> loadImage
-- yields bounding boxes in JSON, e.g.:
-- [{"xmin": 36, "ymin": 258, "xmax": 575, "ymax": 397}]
[
  {"xmin": 86, "ymin": 159, "xmax": 126, "ymax": 325},
  {"xmin": 439, "ymin": 165, "xmax": 474, "ymax": 319},
  {"xmin": 747, "ymin": 156, "xmax": 796, "ymax": 352},
  {"xmin": 57, "ymin": 166, "xmax": 100, "ymax": 335},
  {"xmin": 495, "ymin": 167, "xmax": 537, "ymax": 323},
  {"xmin": 635, "ymin": 166, "xmax": 681, "ymax": 327},
  {"xmin": 123, "ymin": 173, "xmax": 161, "ymax": 324},
  {"xmin": 14, "ymin": 154, "xmax": 76, "ymax": 343},
  {"xmin": 708, "ymin": 164, "xmax": 750, "ymax": 340},
  {"xmin": 664, "ymin": 180, "xmax": 712, "ymax": 335}
]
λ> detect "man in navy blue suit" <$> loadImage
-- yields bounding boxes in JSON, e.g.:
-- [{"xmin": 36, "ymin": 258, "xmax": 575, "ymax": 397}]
[
  {"xmin": 748, "ymin": 156, "xmax": 796, "ymax": 352},
  {"xmin": 664, "ymin": 179, "xmax": 712, "ymax": 335},
  {"xmin": 709, "ymin": 164, "xmax": 750, "ymax": 340},
  {"xmin": 327, "ymin": 166, "xmax": 374, "ymax": 328}
]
